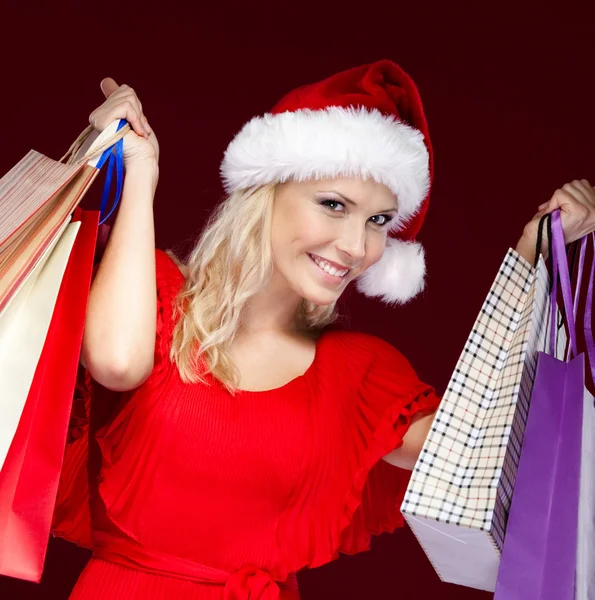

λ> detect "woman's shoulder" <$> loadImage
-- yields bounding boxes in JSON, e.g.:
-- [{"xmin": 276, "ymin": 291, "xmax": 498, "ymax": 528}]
[
  {"xmin": 321, "ymin": 326, "xmax": 409, "ymax": 371},
  {"xmin": 318, "ymin": 326, "xmax": 435, "ymax": 406},
  {"xmin": 155, "ymin": 248, "xmax": 186, "ymax": 281}
]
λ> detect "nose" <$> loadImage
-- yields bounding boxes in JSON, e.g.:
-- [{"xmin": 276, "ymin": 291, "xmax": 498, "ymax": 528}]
[{"xmin": 336, "ymin": 221, "xmax": 366, "ymax": 263}]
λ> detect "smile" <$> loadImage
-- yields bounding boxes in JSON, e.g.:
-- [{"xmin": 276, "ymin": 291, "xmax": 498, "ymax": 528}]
[{"xmin": 308, "ymin": 253, "xmax": 350, "ymax": 278}]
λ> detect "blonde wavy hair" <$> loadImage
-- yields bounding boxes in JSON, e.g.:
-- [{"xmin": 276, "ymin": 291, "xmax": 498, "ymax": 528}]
[{"xmin": 168, "ymin": 183, "xmax": 339, "ymax": 393}]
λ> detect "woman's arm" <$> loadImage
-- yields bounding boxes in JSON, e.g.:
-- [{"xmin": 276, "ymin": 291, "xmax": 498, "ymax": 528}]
[
  {"xmin": 80, "ymin": 77, "xmax": 160, "ymax": 392},
  {"xmin": 382, "ymin": 412, "xmax": 436, "ymax": 471},
  {"xmin": 81, "ymin": 163, "xmax": 158, "ymax": 392}
]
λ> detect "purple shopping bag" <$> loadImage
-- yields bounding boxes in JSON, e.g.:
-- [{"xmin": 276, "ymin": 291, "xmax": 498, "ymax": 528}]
[{"xmin": 494, "ymin": 210, "xmax": 584, "ymax": 600}]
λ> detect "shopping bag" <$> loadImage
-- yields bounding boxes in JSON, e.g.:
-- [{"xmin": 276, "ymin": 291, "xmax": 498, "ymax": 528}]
[
  {"xmin": 557, "ymin": 232, "xmax": 595, "ymax": 600},
  {"xmin": 0, "ymin": 119, "xmax": 129, "ymax": 314},
  {"xmin": 401, "ymin": 246, "xmax": 550, "ymax": 591},
  {"xmin": 0, "ymin": 120, "xmax": 126, "ymax": 474},
  {"xmin": 0, "ymin": 209, "xmax": 99, "ymax": 581},
  {"xmin": 493, "ymin": 210, "xmax": 585, "ymax": 600},
  {"xmin": 577, "ymin": 234, "xmax": 595, "ymax": 599},
  {"xmin": 0, "ymin": 218, "xmax": 74, "ymax": 472}
]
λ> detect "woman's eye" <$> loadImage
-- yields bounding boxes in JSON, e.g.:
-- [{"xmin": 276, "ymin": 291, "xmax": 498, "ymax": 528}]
[
  {"xmin": 370, "ymin": 214, "xmax": 392, "ymax": 226},
  {"xmin": 320, "ymin": 199, "xmax": 345, "ymax": 211},
  {"xmin": 319, "ymin": 199, "xmax": 392, "ymax": 226}
]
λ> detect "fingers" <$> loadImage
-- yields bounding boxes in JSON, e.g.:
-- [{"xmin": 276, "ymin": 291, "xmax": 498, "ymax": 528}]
[
  {"xmin": 537, "ymin": 193, "xmax": 564, "ymax": 216},
  {"xmin": 538, "ymin": 180, "xmax": 595, "ymax": 214},
  {"xmin": 91, "ymin": 79, "xmax": 151, "ymax": 138},
  {"xmin": 100, "ymin": 77, "xmax": 119, "ymax": 99},
  {"xmin": 561, "ymin": 180, "xmax": 592, "ymax": 206},
  {"xmin": 575, "ymin": 179, "xmax": 594, "ymax": 202},
  {"xmin": 108, "ymin": 84, "xmax": 146, "ymax": 137},
  {"xmin": 530, "ymin": 179, "xmax": 595, "ymax": 247}
]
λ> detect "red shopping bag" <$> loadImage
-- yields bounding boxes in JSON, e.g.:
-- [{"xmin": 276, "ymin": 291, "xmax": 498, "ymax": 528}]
[{"xmin": 0, "ymin": 209, "xmax": 99, "ymax": 581}]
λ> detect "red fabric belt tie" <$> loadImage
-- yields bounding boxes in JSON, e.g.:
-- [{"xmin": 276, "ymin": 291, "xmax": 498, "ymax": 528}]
[{"xmin": 93, "ymin": 539, "xmax": 297, "ymax": 600}]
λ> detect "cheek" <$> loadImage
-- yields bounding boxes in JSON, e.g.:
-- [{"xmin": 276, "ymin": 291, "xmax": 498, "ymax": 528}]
[
  {"xmin": 296, "ymin": 219, "xmax": 332, "ymax": 249},
  {"xmin": 271, "ymin": 208, "xmax": 314, "ymax": 267},
  {"xmin": 364, "ymin": 236, "xmax": 388, "ymax": 268},
  {"xmin": 272, "ymin": 209, "xmax": 329, "ymax": 255}
]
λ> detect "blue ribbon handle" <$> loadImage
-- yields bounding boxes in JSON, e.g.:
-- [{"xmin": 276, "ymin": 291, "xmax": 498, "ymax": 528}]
[{"xmin": 95, "ymin": 118, "xmax": 127, "ymax": 225}]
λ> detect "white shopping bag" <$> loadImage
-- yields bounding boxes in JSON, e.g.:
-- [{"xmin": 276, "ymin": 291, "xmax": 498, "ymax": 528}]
[{"xmin": 0, "ymin": 220, "xmax": 80, "ymax": 471}]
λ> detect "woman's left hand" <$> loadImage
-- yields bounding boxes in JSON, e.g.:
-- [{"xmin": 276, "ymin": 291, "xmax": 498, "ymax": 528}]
[{"xmin": 515, "ymin": 179, "xmax": 595, "ymax": 265}]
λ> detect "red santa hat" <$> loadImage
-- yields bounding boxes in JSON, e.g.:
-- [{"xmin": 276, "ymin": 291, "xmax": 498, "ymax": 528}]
[{"xmin": 220, "ymin": 59, "xmax": 433, "ymax": 304}]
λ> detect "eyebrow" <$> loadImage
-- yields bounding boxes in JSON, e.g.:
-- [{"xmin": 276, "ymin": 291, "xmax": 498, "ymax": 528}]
[{"xmin": 325, "ymin": 190, "xmax": 398, "ymax": 213}]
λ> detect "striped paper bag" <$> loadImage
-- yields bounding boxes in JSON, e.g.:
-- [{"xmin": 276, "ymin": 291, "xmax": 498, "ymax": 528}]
[{"xmin": 0, "ymin": 120, "xmax": 129, "ymax": 315}]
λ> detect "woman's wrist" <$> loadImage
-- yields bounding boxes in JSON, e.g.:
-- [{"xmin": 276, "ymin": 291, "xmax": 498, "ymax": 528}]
[
  {"xmin": 515, "ymin": 229, "xmax": 548, "ymax": 267},
  {"xmin": 515, "ymin": 235, "xmax": 537, "ymax": 266},
  {"xmin": 125, "ymin": 159, "xmax": 160, "ymax": 192}
]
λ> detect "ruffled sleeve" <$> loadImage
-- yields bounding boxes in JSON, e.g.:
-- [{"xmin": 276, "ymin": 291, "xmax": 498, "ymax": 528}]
[
  {"xmin": 51, "ymin": 249, "xmax": 185, "ymax": 548},
  {"xmin": 338, "ymin": 335, "xmax": 441, "ymax": 554},
  {"xmin": 277, "ymin": 331, "xmax": 441, "ymax": 572}
]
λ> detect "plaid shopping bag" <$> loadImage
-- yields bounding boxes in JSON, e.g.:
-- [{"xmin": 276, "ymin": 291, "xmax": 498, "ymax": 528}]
[{"xmin": 401, "ymin": 247, "xmax": 549, "ymax": 592}]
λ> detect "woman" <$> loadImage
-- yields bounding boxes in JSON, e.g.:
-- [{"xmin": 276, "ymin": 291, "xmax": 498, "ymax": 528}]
[{"xmin": 52, "ymin": 60, "xmax": 595, "ymax": 599}]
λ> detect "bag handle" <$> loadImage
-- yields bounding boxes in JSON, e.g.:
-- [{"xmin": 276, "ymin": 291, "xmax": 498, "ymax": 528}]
[
  {"xmin": 96, "ymin": 120, "xmax": 126, "ymax": 225},
  {"xmin": 554, "ymin": 227, "xmax": 595, "ymax": 384},
  {"xmin": 581, "ymin": 234, "xmax": 595, "ymax": 382},
  {"xmin": 534, "ymin": 213, "xmax": 549, "ymax": 270},
  {"xmin": 547, "ymin": 208, "xmax": 595, "ymax": 382},
  {"xmin": 61, "ymin": 119, "xmax": 129, "ymax": 225},
  {"xmin": 59, "ymin": 121, "xmax": 131, "ymax": 166},
  {"xmin": 550, "ymin": 210, "xmax": 578, "ymax": 357},
  {"xmin": 573, "ymin": 236, "xmax": 587, "ymax": 322}
]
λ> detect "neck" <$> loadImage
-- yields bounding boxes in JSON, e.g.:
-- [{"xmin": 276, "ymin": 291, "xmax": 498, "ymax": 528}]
[{"xmin": 239, "ymin": 271, "xmax": 305, "ymax": 335}]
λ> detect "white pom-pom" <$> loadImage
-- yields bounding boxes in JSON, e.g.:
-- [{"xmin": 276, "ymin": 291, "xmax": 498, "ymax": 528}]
[{"xmin": 355, "ymin": 238, "xmax": 426, "ymax": 304}]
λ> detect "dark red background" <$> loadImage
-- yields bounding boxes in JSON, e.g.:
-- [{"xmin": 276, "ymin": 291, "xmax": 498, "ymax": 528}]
[{"xmin": 1, "ymin": 2, "xmax": 594, "ymax": 598}]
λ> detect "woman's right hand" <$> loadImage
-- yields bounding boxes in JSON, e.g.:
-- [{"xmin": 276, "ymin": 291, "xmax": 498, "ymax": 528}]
[{"xmin": 89, "ymin": 78, "xmax": 159, "ymax": 168}]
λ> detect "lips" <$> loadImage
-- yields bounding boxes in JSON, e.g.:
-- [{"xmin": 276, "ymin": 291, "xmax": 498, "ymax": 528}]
[
  {"xmin": 308, "ymin": 253, "xmax": 350, "ymax": 272},
  {"xmin": 308, "ymin": 253, "xmax": 350, "ymax": 279}
]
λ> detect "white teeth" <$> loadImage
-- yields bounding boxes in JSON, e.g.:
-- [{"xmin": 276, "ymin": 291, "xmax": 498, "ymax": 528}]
[{"xmin": 310, "ymin": 254, "xmax": 349, "ymax": 277}]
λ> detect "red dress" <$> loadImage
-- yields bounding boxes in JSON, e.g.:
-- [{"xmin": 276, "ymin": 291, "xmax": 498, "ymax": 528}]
[{"xmin": 51, "ymin": 250, "xmax": 440, "ymax": 599}]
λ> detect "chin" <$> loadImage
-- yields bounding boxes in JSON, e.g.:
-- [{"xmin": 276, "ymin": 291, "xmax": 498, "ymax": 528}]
[
  {"xmin": 304, "ymin": 295, "xmax": 337, "ymax": 307},
  {"xmin": 297, "ymin": 284, "xmax": 343, "ymax": 307}
]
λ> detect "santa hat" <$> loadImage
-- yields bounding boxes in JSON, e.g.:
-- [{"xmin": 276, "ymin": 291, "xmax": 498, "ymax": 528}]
[{"xmin": 220, "ymin": 59, "xmax": 433, "ymax": 304}]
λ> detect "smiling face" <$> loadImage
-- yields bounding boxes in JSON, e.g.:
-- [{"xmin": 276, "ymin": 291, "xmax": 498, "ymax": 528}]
[{"xmin": 270, "ymin": 177, "xmax": 398, "ymax": 306}]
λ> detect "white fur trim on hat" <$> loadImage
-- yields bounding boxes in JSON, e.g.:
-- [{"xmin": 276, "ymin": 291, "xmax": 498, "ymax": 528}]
[
  {"xmin": 355, "ymin": 238, "xmax": 426, "ymax": 304},
  {"xmin": 221, "ymin": 106, "xmax": 430, "ymax": 231}
]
